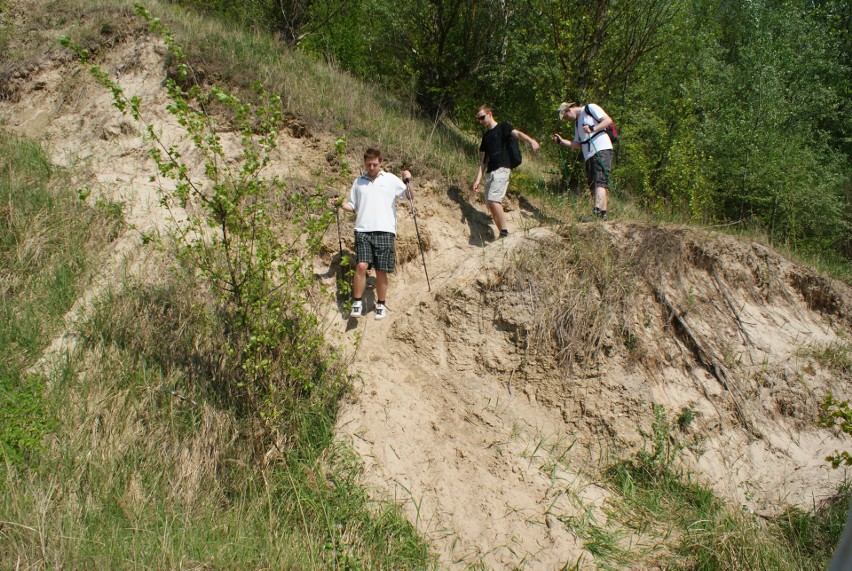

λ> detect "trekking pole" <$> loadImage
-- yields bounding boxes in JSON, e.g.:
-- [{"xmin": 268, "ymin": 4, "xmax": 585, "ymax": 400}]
[
  {"xmin": 333, "ymin": 196, "xmax": 343, "ymax": 260},
  {"xmin": 406, "ymin": 181, "xmax": 431, "ymax": 292}
]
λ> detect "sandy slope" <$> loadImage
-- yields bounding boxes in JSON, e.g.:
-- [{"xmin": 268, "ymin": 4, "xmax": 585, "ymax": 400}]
[
  {"xmin": 3, "ymin": 30, "xmax": 851, "ymax": 570},
  {"xmin": 328, "ymin": 214, "xmax": 850, "ymax": 568}
]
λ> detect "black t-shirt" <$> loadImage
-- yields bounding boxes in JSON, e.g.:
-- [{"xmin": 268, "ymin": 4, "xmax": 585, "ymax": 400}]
[{"xmin": 479, "ymin": 121, "xmax": 514, "ymax": 172}]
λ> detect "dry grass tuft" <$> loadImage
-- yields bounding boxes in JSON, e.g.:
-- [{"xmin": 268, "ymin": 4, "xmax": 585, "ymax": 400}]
[{"xmin": 493, "ymin": 222, "xmax": 637, "ymax": 368}]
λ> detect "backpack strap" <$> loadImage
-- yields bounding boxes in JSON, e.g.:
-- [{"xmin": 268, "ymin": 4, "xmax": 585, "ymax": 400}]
[
  {"xmin": 581, "ymin": 104, "xmax": 608, "ymax": 146},
  {"xmin": 584, "ymin": 104, "xmax": 602, "ymax": 124},
  {"xmin": 581, "ymin": 131, "xmax": 607, "ymax": 146}
]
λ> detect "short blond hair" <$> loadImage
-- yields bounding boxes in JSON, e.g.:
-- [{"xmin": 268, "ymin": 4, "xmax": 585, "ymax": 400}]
[{"xmin": 557, "ymin": 102, "xmax": 575, "ymax": 119}]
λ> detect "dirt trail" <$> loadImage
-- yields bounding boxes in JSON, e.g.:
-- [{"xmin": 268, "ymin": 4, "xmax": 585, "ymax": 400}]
[
  {"xmin": 3, "ymin": 30, "xmax": 851, "ymax": 571},
  {"xmin": 328, "ymin": 222, "xmax": 595, "ymax": 568}
]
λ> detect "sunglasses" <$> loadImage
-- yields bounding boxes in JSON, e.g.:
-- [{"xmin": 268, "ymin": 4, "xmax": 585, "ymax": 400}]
[{"xmin": 476, "ymin": 114, "xmax": 487, "ymax": 121}]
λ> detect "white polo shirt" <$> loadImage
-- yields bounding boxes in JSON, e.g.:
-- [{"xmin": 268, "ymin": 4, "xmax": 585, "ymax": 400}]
[{"xmin": 347, "ymin": 171, "xmax": 409, "ymax": 235}]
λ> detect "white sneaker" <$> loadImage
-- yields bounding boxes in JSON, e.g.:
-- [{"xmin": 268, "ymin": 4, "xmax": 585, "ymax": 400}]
[
  {"xmin": 349, "ymin": 301, "xmax": 363, "ymax": 318},
  {"xmin": 374, "ymin": 303, "xmax": 387, "ymax": 320}
]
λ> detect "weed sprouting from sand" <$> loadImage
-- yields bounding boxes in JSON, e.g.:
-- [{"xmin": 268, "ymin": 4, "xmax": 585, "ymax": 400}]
[{"xmin": 799, "ymin": 339, "xmax": 851, "ymax": 375}]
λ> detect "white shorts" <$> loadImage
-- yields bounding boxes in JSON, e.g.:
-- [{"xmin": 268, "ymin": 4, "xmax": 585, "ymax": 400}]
[{"xmin": 484, "ymin": 167, "xmax": 510, "ymax": 203}]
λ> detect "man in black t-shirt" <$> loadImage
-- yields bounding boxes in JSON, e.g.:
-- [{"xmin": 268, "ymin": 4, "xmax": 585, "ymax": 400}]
[{"xmin": 472, "ymin": 105, "xmax": 539, "ymax": 238}]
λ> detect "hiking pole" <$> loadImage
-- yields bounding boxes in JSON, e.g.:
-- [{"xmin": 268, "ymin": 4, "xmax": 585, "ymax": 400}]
[
  {"xmin": 333, "ymin": 196, "xmax": 343, "ymax": 260},
  {"xmin": 406, "ymin": 180, "xmax": 431, "ymax": 292}
]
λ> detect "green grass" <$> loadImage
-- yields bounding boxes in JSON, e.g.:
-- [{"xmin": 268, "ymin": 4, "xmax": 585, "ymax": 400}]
[
  {"xmin": 0, "ymin": 129, "xmax": 123, "ymax": 463},
  {"xmin": 0, "ymin": 124, "xmax": 432, "ymax": 567},
  {"xmin": 776, "ymin": 483, "xmax": 851, "ymax": 565},
  {"xmin": 601, "ymin": 408, "xmax": 851, "ymax": 570},
  {"xmin": 2, "ymin": 273, "xmax": 433, "ymax": 569},
  {"xmin": 798, "ymin": 340, "xmax": 851, "ymax": 375}
]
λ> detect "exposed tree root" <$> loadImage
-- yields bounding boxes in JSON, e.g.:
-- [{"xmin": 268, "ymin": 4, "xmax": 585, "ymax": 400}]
[{"xmin": 655, "ymin": 288, "xmax": 760, "ymax": 438}]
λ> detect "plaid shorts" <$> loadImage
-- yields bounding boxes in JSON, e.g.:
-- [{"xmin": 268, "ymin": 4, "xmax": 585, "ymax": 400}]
[{"xmin": 354, "ymin": 231, "xmax": 396, "ymax": 273}]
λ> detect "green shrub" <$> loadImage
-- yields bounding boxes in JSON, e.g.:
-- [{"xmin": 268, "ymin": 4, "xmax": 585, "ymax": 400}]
[{"xmin": 0, "ymin": 371, "xmax": 55, "ymax": 465}]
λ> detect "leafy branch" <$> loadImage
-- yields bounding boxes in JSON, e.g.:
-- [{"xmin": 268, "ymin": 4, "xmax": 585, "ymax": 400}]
[
  {"xmin": 818, "ymin": 393, "xmax": 852, "ymax": 469},
  {"xmin": 61, "ymin": 4, "xmax": 337, "ymax": 440}
]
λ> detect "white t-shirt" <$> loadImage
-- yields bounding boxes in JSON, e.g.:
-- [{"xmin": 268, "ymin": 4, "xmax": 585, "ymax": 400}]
[
  {"xmin": 348, "ymin": 171, "xmax": 409, "ymax": 234},
  {"xmin": 574, "ymin": 103, "xmax": 613, "ymax": 161}
]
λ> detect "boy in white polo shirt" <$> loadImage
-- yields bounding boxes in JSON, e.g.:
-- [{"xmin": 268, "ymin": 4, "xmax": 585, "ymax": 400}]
[{"xmin": 337, "ymin": 148, "xmax": 412, "ymax": 320}]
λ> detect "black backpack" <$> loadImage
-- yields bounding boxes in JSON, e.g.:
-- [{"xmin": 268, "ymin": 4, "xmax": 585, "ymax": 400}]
[
  {"xmin": 506, "ymin": 134, "xmax": 522, "ymax": 168},
  {"xmin": 585, "ymin": 104, "xmax": 619, "ymax": 143}
]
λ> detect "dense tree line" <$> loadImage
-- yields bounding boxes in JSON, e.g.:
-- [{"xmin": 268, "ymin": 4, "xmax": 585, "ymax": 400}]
[{"xmin": 170, "ymin": 0, "xmax": 850, "ymax": 263}]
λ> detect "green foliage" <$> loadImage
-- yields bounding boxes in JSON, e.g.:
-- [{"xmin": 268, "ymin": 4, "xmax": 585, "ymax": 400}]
[
  {"xmin": 665, "ymin": 0, "xmax": 848, "ymax": 256},
  {"xmin": 606, "ymin": 405, "xmax": 849, "ymax": 569},
  {"xmin": 310, "ymin": 0, "xmax": 508, "ymax": 116},
  {"xmin": 0, "ymin": 371, "xmax": 55, "ymax": 465},
  {"xmin": 301, "ymin": 0, "xmax": 375, "ymax": 76},
  {"xmin": 170, "ymin": 0, "xmax": 851, "ymax": 263},
  {"xmin": 64, "ymin": 5, "xmax": 339, "ymax": 440},
  {"xmin": 169, "ymin": 0, "xmax": 352, "ymax": 47},
  {"xmin": 818, "ymin": 392, "xmax": 852, "ymax": 468}
]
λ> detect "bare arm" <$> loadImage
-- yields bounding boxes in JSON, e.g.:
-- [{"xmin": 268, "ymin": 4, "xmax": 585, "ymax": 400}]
[
  {"xmin": 585, "ymin": 113, "xmax": 612, "ymax": 136},
  {"xmin": 473, "ymin": 152, "xmax": 487, "ymax": 193},
  {"xmin": 553, "ymin": 133, "xmax": 580, "ymax": 150},
  {"xmin": 512, "ymin": 129, "xmax": 540, "ymax": 152}
]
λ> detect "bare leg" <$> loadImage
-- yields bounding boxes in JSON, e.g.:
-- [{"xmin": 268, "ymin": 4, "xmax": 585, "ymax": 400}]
[
  {"xmin": 487, "ymin": 200, "xmax": 507, "ymax": 232},
  {"xmin": 353, "ymin": 262, "xmax": 369, "ymax": 298},
  {"xmin": 594, "ymin": 186, "xmax": 608, "ymax": 212},
  {"xmin": 375, "ymin": 270, "xmax": 389, "ymax": 302}
]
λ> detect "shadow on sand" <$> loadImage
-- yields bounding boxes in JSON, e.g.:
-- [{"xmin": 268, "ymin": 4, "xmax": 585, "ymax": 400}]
[
  {"xmin": 447, "ymin": 185, "xmax": 496, "ymax": 246},
  {"xmin": 315, "ymin": 251, "xmax": 377, "ymax": 332}
]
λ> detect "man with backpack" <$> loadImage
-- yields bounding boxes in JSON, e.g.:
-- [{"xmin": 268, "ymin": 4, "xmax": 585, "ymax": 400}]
[
  {"xmin": 553, "ymin": 102, "xmax": 616, "ymax": 220},
  {"xmin": 472, "ymin": 104, "xmax": 540, "ymax": 238}
]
